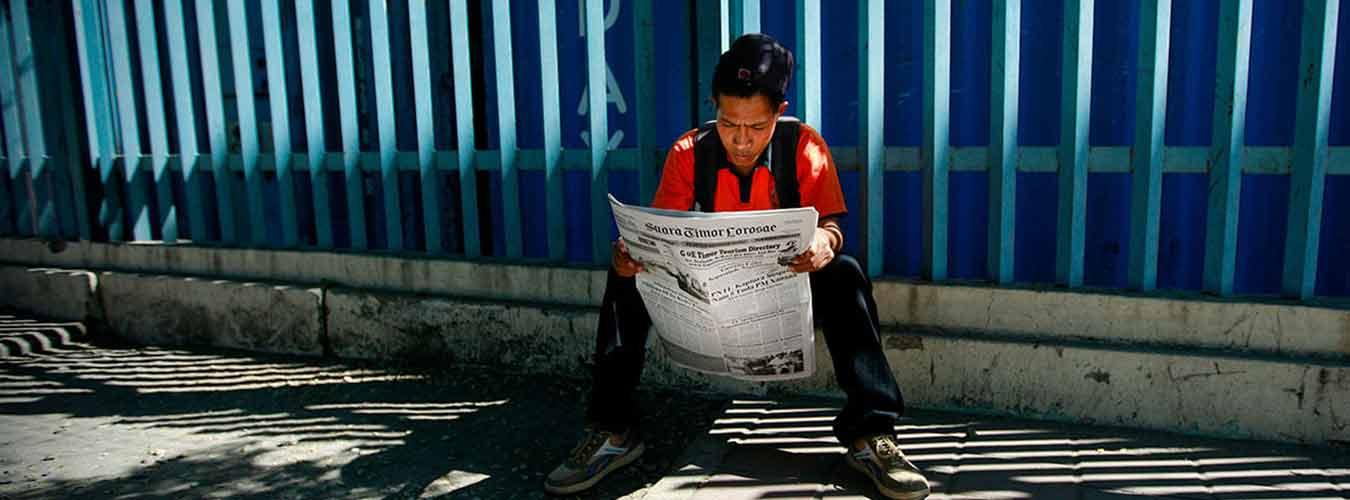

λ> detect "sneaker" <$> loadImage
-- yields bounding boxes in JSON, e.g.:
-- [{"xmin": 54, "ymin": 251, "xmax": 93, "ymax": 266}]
[
  {"xmin": 844, "ymin": 434, "xmax": 930, "ymax": 499},
  {"xmin": 544, "ymin": 428, "xmax": 645, "ymax": 495}
]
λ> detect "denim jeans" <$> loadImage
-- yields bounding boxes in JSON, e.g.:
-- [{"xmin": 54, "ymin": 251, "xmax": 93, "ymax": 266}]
[{"xmin": 585, "ymin": 254, "xmax": 905, "ymax": 445}]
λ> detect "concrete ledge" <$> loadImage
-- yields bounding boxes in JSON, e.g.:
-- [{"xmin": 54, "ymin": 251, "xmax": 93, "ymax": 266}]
[
  {"xmin": 0, "ymin": 265, "xmax": 98, "ymax": 323},
  {"xmin": 0, "ymin": 238, "xmax": 605, "ymax": 307},
  {"xmin": 97, "ymin": 272, "xmax": 324, "ymax": 356},
  {"xmin": 882, "ymin": 329, "xmax": 1350, "ymax": 445},
  {"xmin": 875, "ymin": 281, "xmax": 1350, "ymax": 360}
]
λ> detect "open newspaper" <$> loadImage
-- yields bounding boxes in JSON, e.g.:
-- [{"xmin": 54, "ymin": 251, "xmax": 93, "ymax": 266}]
[{"xmin": 608, "ymin": 194, "xmax": 818, "ymax": 382}]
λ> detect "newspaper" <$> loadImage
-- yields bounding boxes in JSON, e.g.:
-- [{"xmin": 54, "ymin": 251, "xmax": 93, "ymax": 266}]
[{"xmin": 608, "ymin": 194, "xmax": 819, "ymax": 381}]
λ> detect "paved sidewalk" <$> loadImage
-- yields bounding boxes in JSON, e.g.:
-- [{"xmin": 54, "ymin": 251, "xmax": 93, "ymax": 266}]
[{"xmin": 1, "ymin": 310, "xmax": 1347, "ymax": 499}]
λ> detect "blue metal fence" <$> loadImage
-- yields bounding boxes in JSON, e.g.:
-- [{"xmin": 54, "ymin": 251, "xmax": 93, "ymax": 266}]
[{"xmin": 0, "ymin": 0, "xmax": 1347, "ymax": 301}]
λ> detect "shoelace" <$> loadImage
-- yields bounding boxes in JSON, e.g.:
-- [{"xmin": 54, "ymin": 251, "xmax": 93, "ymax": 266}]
[
  {"xmin": 870, "ymin": 435, "xmax": 907, "ymax": 468},
  {"xmin": 568, "ymin": 431, "xmax": 610, "ymax": 466}
]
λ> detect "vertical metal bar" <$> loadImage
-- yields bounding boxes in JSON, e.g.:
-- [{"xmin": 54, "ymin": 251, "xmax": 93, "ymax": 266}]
[
  {"xmin": 634, "ymin": 0, "xmax": 657, "ymax": 204},
  {"xmin": 585, "ymin": 0, "xmax": 608, "ymax": 265},
  {"xmin": 729, "ymin": 0, "xmax": 758, "ymax": 39},
  {"xmin": 490, "ymin": 0, "xmax": 521, "ymax": 258},
  {"xmin": 1128, "ymin": 0, "xmax": 1171, "ymax": 291},
  {"xmin": 988, "ymin": 0, "xmax": 1019, "ymax": 285},
  {"xmin": 0, "ymin": 1, "xmax": 24, "ymax": 236},
  {"xmin": 921, "ymin": 0, "xmax": 948, "ymax": 280},
  {"xmin": 332, "ymin": 0, "xmax": 367, "ymax": 250},
  {"xmin": 106, "ymin": 0, "xmax": 153, "ymax": 241},
  {"xmin": 742, "ymin": 0, "xmax": 759, "ymax": 35},
  {"xmin": 10, "ymin": 0, "xmax": 54, "ymax": 237},
  {"xmin": 1282, "ymin": 0, "xmax": 1339, "ymax": 299},
  {"xmin": 1057, "ymin": 0, "xmax": 1093, "ymax": 287},
  {"xmin": 1203, "ymin": 0, "xmax": 1251, "ymax": 296},
  {"xmin": 74, "ymin": 0, "xmax": 120, "ymax": 241},
  {"xmin": 163, "ymin": 0, "xmax": 208, "ymax": 242},
  {"xmin": 408, "ymin": 0, "xmax": 443, "ymax": 254},
  {"xmin": 295, "ymin": 0, "xmax": 332, "ymax": 248},
  {"xmin": 226, "ymin": 0, "xmax": 265, "ymax": 245},
  {"xmin": 261, "ymin": 0, "xmax": 298, "ymax": 247},
  {"xmin": 449, "ymin": 0, "xmax": 480, "ymax": 257},
  {"xmin": 729, "ymin": 0, "xmax": 742, "ymax": 39},
  {"xmin": 133, "ymin": 0, "xmax": 176, "ymax": 242},
  {"xmin": 694, "ymin": 0, "xmax": 725, "ymax": 124},
  {"xmin": 794, "ymin": 0, "xmax": 820, "ymax": 126},
  {"xmin": 367, "ymin": 0, "xmax": 402, "ymax": 250},
  {"xmin": 539, "ymin": 0, "xmax": 565, "ymax": 260},
  {"xmin": 196, "ymin": 0, "xmax": 236, "ymax": 244},
  {"xmin": 43, "ymin": 0, "xmax": 89, "ymax": 241}
]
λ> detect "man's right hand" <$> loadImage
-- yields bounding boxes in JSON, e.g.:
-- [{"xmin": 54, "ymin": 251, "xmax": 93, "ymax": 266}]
[{"xmin": 612, "ymin": 239, "xmax": 645, "ymax": 277}]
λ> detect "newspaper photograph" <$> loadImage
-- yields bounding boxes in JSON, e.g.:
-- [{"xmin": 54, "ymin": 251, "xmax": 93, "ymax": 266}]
[{"xmin": 608, "ymin": 194, "xmax": 819, "ymax": 382}]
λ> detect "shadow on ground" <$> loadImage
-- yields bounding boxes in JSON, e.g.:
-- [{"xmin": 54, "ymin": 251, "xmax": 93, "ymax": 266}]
[
  {"xmin": 2, "ymin": 310, "xmax": 1347, "ymax": 500},
  {"xmin": 0, "ymin": 311, "xmax": 724, "ymax": 499}
]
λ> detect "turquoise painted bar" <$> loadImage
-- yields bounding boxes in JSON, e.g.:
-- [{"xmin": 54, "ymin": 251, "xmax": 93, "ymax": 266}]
[
  {"xmin": 261, "ymin": 0, "xmax": 298, "ymax": 248},
  {"xmin": 795, "ymin": 0, "xmax": 820, "ymax": 127},
  {"xmin": 0, "ymin": 1, "xmax": 25, "ymax": 236},
  {"xmin": 491, "ymin": 0, "xmax": 522, "ymax": 258},
  {"xmin": 988, "ymin": 0, "xmax": 1019, "ymax": 285},
  {"xmin": 694, "ymin": 0, "xmax": 724, "ymax": 124},
  {"xmin": 72, "ymin": 0, "xmax": 120, "ymax": 241},
  {"xmin": 539, "ymin": 0, "xmax": 566, "ymax": 261},
  {"xmin": 1282, "ymin": 0, "xmax": 1339, "ymax": 300},
  {"xmin": 332, "ymin": 0, "xmax": 367, "ymax": 250},
  {"xmin": 11, "ymin": 0, "xmax": 59, "ymax": 237},
  {"xmin": 10, "ymin": 0, "xmax": 54, "ymax": 237},
  {"xmin": 1204, "ymin": 0, "xmax": 1251, "ymax": 296},
  {"xmin": 367, "ymin": 0, "xmax": 402, "ymax": 251},
  {"xmin": 921, "ymin": 0, "xmax": 948, "ymax": 281},
  {"xmin": 1057, "ymin": 0, "xmax": 1092, "ymax": 287},
  {"xmin": 295, "ymin": 0, "xmax": 332, "ymax": 248},
  {"xmin": 163, "ymin": 0, "xmax": 207, "ymax": 242},
  {"xmin": 225, "ymin": 1, "xmax": 265, "ymax": 246},
  {"xmin": 195, "ymin": 0, "xmax": 236, "ymax": 244},
  {"xmin": 409, "ymin": 0, "xmax": 444, "ymax": 254},
  {"xmin": 585, "ymin": 0, "xmax": 609, "ymax": 265},
  {"xmin": 860, "ymin": 0, "xmax": 887, "ymax": 277},
  {"xmin": 133, "ymin": 0, "xmax": 175, "ymax": 242},
  {"xmin": 104, "ymin": 0, "xmax": 152, "ymax": 241},
  {"xmin": 1127, "ymin": 0, "xmax": 1171, "ymax": 291},
  {"xmin": 449, "ymin": 0, "xmax": 481, "ymax": 257}
]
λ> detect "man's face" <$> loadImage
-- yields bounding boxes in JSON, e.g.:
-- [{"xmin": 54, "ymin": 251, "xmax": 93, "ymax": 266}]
[{"xmin": 714, "ymin": 94, "xmax": 787, "ymax": 170}]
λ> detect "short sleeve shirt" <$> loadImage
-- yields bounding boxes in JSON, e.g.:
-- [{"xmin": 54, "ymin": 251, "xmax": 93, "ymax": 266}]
[{"xmin": 649, "ymin": 123, "xmax": 847, "ymax": 220}]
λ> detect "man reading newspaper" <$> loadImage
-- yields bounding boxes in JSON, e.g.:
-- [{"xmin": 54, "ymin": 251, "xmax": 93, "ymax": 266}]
[{"xmin": 546, "ymin": 34, "xmax": 929, "ymax": 500}]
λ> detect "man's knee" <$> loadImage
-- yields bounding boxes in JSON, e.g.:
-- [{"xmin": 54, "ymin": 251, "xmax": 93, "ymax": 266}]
[{"xmin": 812, "ymin": 254, "xmax": 870, "ymax": 293}]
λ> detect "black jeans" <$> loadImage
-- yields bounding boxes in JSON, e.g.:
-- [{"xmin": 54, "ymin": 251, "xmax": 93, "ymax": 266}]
[{"xmin": 585, "ymin": 254, "xmax": 905, "ymax": 445}]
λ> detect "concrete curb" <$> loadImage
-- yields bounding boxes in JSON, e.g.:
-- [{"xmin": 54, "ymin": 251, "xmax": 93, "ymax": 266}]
[
  {"xmin": 97, "ymin": 272, "xmax": 324, "ymax": 356},
  {"xmin": 0, "ymin": 265, "xmax": 99, "ymax": 323},
  {"xmin": 2, "ymin": 245, "xmax": 1346, "ymax": 445}
]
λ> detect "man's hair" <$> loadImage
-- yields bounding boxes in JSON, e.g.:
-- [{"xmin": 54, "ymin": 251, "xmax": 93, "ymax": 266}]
[{"xmin": 712, "ymin": 33, "xmax": 794, "ymax": 109}]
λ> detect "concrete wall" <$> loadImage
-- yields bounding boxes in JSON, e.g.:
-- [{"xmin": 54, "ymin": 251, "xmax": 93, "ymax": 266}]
[{"xmin": 2, "ymin": 238, "xmax": 1347, "ymax": 445}]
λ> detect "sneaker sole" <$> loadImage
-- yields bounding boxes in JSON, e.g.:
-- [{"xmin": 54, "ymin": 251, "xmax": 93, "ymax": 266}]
[
  {"xmin": 844, "ymin": 453, "xmax": 930, "ymax": 500},
  {"xmin": 544, "ymin": 442, "xmax": 646, "ymax": 496}
]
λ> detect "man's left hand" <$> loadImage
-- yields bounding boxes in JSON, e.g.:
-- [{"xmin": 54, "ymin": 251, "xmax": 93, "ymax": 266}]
[{"xmin": 787, "ymin": 228, "xmax": 836, "ymax": 273}]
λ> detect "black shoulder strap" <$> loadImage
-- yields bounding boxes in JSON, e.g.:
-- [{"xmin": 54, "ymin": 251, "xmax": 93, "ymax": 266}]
[
  {"xmin": 770, "ymin": 117, "xmax": 802, "ymax": 209},
  {"xmin": 692, "ymin": 121, "xmax": 720, "ymax": 212},
  {"xmin": 692, "ymin": 116, "xmax": 803, "ymax": 212}
]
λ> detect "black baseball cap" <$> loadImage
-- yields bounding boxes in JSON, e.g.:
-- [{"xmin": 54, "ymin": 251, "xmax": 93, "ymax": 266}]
[{"xmin": 712, "ymin": 33, "xmax": 794, "ymax": 103}]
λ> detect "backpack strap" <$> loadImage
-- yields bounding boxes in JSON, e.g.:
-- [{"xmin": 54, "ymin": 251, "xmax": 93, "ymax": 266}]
[
  {"xmin": 692, "ymin": 121, "xmax": 721, "ymax": 212},
  {"xmin": 691, "ymin": 116, "xmax": 803, "ymax": 212},
  {"xmin": 769, "ymin": 117, "xmax": 802, "ymax": 209}
]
